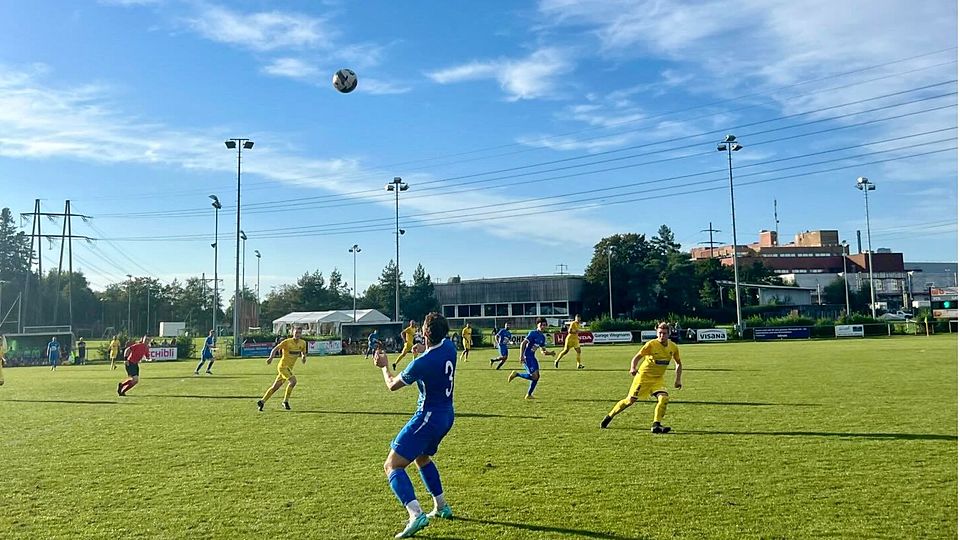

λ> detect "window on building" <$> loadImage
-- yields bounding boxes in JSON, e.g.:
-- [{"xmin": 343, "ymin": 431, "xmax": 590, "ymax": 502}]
[
  {"xmin": 457, "ymin": 304, "xmax": 481, "ymax": 318},
  {"xmin": 483, "ymin": 304, "xmax": 509, "ymax": 317},
  {"xmin": 443, "ymin": 305, "xmax": 456, "ymax": 318}
]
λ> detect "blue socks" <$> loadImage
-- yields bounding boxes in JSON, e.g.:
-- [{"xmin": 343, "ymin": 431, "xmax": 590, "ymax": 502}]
[
  {"xmin": 418, "ymin": 461, "xmax": 443, "ymax": 497},
  {"xmin": 388, "ymin": 469, "xmax": 417, "ymax": 505},
  {"xmin": 527, "ymin": 378, "xmax": 539, "ymax": 396}
]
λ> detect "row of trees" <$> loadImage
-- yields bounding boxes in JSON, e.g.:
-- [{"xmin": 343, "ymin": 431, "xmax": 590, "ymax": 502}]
[{"xmin": 0, "ymin": 205, "xmax": 872, "ymax": 336}]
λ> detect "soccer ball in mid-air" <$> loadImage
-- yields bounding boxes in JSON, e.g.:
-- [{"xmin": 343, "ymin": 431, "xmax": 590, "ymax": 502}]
[{"xmin": 333, "ymin": 68, "xmax": 358, "ymax": 93}]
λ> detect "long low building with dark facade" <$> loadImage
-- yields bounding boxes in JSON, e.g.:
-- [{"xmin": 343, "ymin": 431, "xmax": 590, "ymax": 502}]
[{"xmin": 434, "ymin": 275, "xmax": 584, "ymax": 328}]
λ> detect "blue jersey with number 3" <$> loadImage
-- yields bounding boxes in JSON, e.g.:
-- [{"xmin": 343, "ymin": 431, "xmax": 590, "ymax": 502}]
[{"xmin": 400, "ymin": 338, "xmax": 457, "ymax": 413}]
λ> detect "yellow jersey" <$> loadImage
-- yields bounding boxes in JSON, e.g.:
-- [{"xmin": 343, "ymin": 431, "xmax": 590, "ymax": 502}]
[
  {"xmin": 402, "ymin": 325, "xmax": 417, "ymax": 345},
  {"xmin": 109, "ymin": 339, "xmax": 120, "ymax": 355},
  {"xmin": 461, "ymin": 327, "xmax": 473, "ymax": 347},
  {"xmin": 636, "ymin": 339, "xmax": 680, "ymax": 379},
  {"xmin": 276, "ymin": 338, "xmax": 308, "ymax": 368},
  {"xmin": 568, "ymin": 320, "xmax": 581, "ymax": 334}
]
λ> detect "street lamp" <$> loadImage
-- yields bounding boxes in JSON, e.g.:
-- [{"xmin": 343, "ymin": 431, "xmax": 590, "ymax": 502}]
[
  {"xmin": 349, "ymin": 244, "xmax": 362, "ymax": 322},
  {"xmin": 841, "ymin": 240, "xmax": 851, "ymax": 317},
  {"xmin": 385, "ymin": 176, "xmax": 409, "ymax": 321},
  {"xmin": 240, "ymin": 231, "xmax": 247, "ymax": 332},
  {"xmin": 717, "ymin": 134, "xmax": 744, "ymax": 335},
  {"xmin": 856, "ymin": 176, "xmax": 877, "ymax": 318},
  {"xmin": 606, "ymin": 245, "xmax": 613, "ymax": 318},
  {"xmin": 126, "ymin": 274, "xmax": 133, "ymax": 335},
  {"xmin": 225, "ymin": 138, "xmax": 254, "ymax": 355},
  {"xmin": 254, "ymin": 250, "xmax": 261, "ymax": 303},
  {"xmin": 254, "ymin": 249, "xmax": 261, "ymax": 330},
  {"xmin": 210, "ymin": 194, "xmax": 221, "ymax": 337}
]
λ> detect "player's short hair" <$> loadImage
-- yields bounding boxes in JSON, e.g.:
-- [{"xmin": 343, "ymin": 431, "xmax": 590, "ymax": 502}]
[
  {"xmin": 423, "ymin": 312, "xmax": 449, "ymax": 344},
  {"xmin": 657, "ymin": 322, "xmax": 670, "ymax": 330},
  {"xmin": 535, "ymin": 317, "xmax": 547, "ymax": 325}
]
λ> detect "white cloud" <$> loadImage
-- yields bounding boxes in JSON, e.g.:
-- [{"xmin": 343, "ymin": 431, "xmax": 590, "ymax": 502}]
[
  {"xmin": 262, "ymin": 57, "xmax": 320, "ymax": 79},
  {"xmin": 360, "ymin": 78, "xmax": 411, "ymax": 95},
  {"xmin": 185, "ymin": 5, "xmax": 333, "ymax": 52},
  {"xmin": 427, "ymin": 48, "xmax": 575, "ymax": 101},
  {"xmin": 0, "ymin": 65, "xmax": 614, "ymax": 245}
]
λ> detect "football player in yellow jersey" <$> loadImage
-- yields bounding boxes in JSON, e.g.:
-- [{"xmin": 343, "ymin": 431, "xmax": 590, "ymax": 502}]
[
  {"xmin": 257, "ymin": 326, "xmax": 308, "ymax": 411},
  {"xmin": 108, "ymin": 336, "xmax": 121, "ymax": 370},
  {"xmin": 459, "ymin": 323, "xmax": 473, "ymax": 362},
  {"xmin": 554, "ymin": 314, "xmax": 585, "ymax": 369},
  {"xmin": 392, "ymin": 320, "xmax": 418, "ymax": 370},
  {"xmin": 600, "ymin": 322, "xmax": 682, "ymax": 433}
]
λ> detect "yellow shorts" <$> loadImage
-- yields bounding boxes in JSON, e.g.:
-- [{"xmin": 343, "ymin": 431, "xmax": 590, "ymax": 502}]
[
  {"xmin": 275, "ymin": 366, "xmax": 294, "ymax": 382},
  {"xmin": 564, "ymin": 335, "xmax": 580, "ymax": 349},
  {"xmin": 628, "ymin": 375, "xmax": 667, "ymax": 400},
  {"xmin": 401, "ymin": 343, "xmax": 413, "ymax": 355},
  {"xmin": 463, "ymin": 338, "xmax": 471, "ymax": 350}
]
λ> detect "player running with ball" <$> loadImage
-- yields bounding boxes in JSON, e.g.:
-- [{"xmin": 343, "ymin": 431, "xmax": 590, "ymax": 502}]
[
  {"xmin": 601, "ymin": 322, "xmax": 682, "ymax": 433},
  {"xmin": 373, "ymin": 312, "xmax": 457, "ymax": 538}
]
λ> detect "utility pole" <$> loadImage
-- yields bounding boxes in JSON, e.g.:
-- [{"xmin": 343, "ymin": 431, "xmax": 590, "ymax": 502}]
[
  {"xmin": 699, "ymin": 222, "xmax": 722, "ymax": 258},
  {"xmin": 21, "ymin": 201, "xmax": 92, "ymax": 328}
]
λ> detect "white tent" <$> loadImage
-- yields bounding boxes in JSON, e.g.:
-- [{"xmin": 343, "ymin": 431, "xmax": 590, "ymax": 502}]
[{"xmin": 273, "ymin": 309, "xmax": 390, "ymax": 335}]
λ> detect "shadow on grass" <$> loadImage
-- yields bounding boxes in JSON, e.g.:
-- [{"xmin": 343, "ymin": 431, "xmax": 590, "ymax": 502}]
[
  {"xmin": 454, "ymin": 516, "xmax": 647, "ymax": 540},
  {"xmin": 2, "ymin": 398, "xmax": 121, "ymax": 405},
  {"xmin": 564, "ymin": 399, "xmax": 819, "ymax": 407},
  {"xmin": 138, "ymin": 394, "xmax": 253, "ymax": 400},
  {"xmin": 291, "ymin": 410, "xmax": 543, "ymax": 419},
  {"xmin": 677, "ymin": 429, "xmax": 957, "ymax": 441},
  {"xmin": 148, "ymin": 376, "xmax": 251, "ymax": 380}
]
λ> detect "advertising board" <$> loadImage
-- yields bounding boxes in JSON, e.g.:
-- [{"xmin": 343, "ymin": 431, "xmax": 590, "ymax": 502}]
[
  {"xmin": 148, "ymin": 347, "xmax": 178, "ymax": 361},
  {"xmin": 753, "ymin": 326, "xmax": 811, "ymax": 340},
  {"xmin": 834, "ymin": 325, "xmax": 864, "ymax": 337},
  {"xmin": 696, "ymin": 329, "xmax": 728, "ymax": 342}
]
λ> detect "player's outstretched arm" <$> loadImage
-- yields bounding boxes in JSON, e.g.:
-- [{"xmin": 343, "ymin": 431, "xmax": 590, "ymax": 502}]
[
  {"xmin": 674, "ymin": 356, "xmax": 682, "ymax": 388},
  {"xmin": 266, "ymin": 346, "xmax": 277, "ymax": 364}
]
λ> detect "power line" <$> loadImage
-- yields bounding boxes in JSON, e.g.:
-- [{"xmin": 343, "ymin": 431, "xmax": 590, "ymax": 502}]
[
  {"xmin": 99, "ymin": 145, "xmax": 957, "ymax": 241},
  {"xmin": 95, "ymin": 128, "xmax": 956, "ymax": 240},
  {"xmin": 93, "ymin": 85, "xmax": 958, "ymax": 220},
  {"xmin": 75, "ymin": 47, "xmax": 959, "ymax": 203}
]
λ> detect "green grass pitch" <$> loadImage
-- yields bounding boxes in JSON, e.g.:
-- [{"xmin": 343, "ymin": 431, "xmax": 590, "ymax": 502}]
[{"xmin": 1, "ymin": 335, "xmax": 956, "ymax": 539}]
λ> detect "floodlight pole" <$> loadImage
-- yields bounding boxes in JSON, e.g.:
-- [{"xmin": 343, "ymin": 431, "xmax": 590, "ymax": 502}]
[
  {"xmin": 717, "ymin": 135, "xmax": 744, "ymax": 336},
  {"xmin": 225, "ymin": 138, "xmax": 253, "ymax": 355},
  {"xmin": 856, "ymin": 176, "xmax": 877, "ymax": 318},
  {"xmin": 254, "ymin": 249, "xmax": 261, "ymax": 330},
  {"xmin": 210, "ymin": 195, "xmax": 221, "ymax": 337},
  {"xmin": 841, "ymin": 240, "xmax": 851, "ymax": 317},
  {"xmin": 350, "ymin": 244, "xmax": 361, "ymax": 322},
  {"xmin": 126, "ymin": 274, "xmax": 133, "ymax": 334},
  {"xmin": 385, "ymin": 177, "xmax": 408, "ymax": 321},
  {"xmin": 606, "ymin": 245, "xmax": 613, "ymax": 318}
]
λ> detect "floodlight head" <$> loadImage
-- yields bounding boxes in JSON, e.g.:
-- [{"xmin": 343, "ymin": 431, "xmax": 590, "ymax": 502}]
[
  {"xmin": 224, "ymin": 140, "xmax": 236, "ymax": 149},
  {"xmin": 211, "ymin": 242, "xmax": 217, "ymax": 248},
  {"xmin": 399, "ymin": 183, "xmax": 409, "ymax": 191},
  {"xmin": 385, "ymin": 184, "xmax": 394, "ymax": 191},
  {"xmin": 723, "ymin": 134, "xmax": 737, "ymax": 143},
  {"xmin": 717, "ymin": 144, "xmax": 727, "ymax": 152},
  {"xmin": 126, "ymin": 274, "xmax": 133, "ymax": 279},
  {"xmin": 731, "ymin": 143, "xmax": 743, "ymax": 152},
  {"xmin": 240, "ymin": 230, "xmax": 247, "ymax": 240},
  {"xmin": 254, "ymin": 250, "xmax": 261, "ymax": 258},
  {"xmin": 399, "ymin": 229, "xmax": 406, "ymax": 235},
  {"xmin": 243, "ymin": 141, "xmax": 254, "ymax": 149}
]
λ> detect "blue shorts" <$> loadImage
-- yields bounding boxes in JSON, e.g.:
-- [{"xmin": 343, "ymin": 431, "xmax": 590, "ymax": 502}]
[
  {"xmin": 201, "ymin": 348, "xmax": 213, "ymax": 360},
  {"xmin": 523, "ymin": 356, "xmax": 539, "ymax": 374},
  {"xmin": 498, "ymin": 345, "xmax": 509, "ymax": 357},
  {"xmin": 48, "ymin": 355, "xmax": 59, "ymax": 366},
  {"xmin": 391, "ymin": 410, "xmax": 454, "ymax": 461}
]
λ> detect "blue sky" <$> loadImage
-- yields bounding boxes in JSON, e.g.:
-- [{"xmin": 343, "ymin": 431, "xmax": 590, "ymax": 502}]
[{"xmin": 0, "ymin": 0, "xmax": 956, "ymax": 298}]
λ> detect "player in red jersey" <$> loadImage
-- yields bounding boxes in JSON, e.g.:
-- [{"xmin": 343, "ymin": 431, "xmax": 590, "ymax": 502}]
[{"xmin": 118, "ymin": 336, "xmax": 151, "ymax": 396}]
